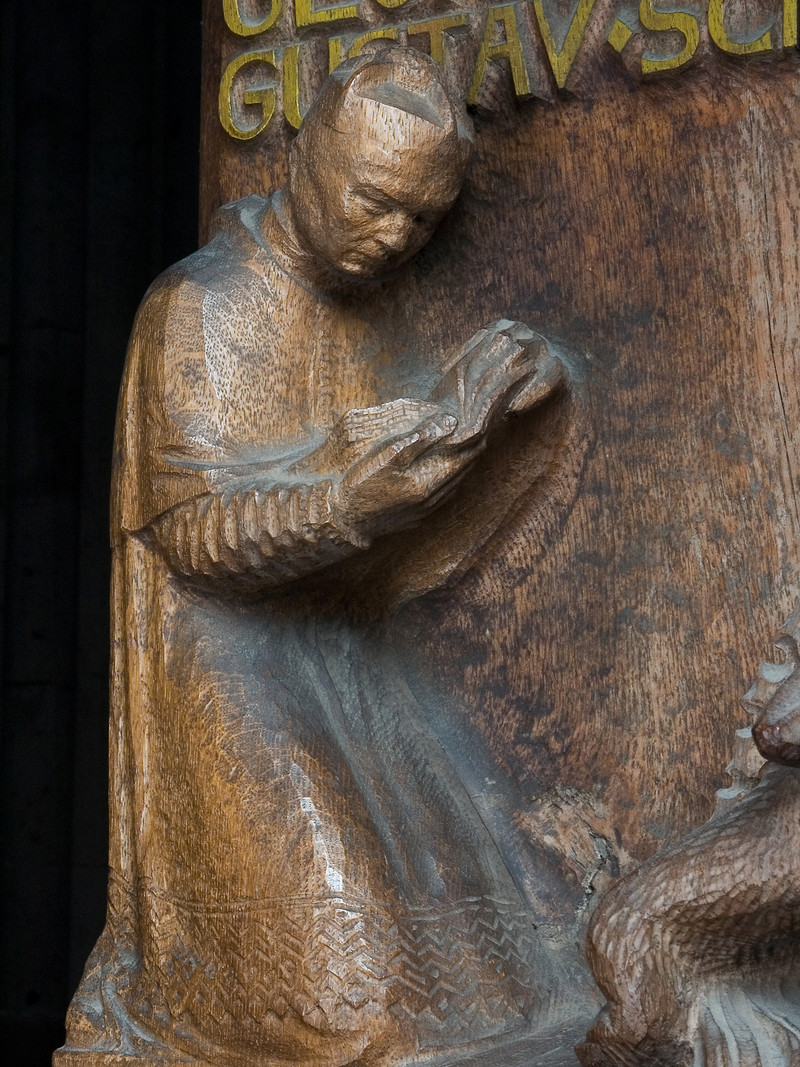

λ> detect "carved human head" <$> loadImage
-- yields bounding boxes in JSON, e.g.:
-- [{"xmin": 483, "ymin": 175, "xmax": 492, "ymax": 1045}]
[{"xmin": 287, "ymin": 46, "xmax": 474, "ymax": 279}]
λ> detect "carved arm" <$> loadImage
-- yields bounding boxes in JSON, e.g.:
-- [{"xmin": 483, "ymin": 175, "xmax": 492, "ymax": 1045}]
[
  {"xmin": 139, "ymin": 401, "xmax": 458, "ymax": 586},
  {"xmin": 140, "ymin": 321, "xmax": 563, "ymax": 587},
  {"xmin": 143, "ymin": 476, "xmax": 369, "ymax": 585}
]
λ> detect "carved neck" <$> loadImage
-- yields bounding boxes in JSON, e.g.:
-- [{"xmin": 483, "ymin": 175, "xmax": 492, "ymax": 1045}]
[{"xmin": 262, "ymin": 189, "xmax": 364, "ymax": 297}]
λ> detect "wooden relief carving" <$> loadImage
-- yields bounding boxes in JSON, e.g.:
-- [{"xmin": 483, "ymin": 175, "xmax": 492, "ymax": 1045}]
[
  {"xmin": 54, "ymin": 48, "xmax": 594, "ymax": 1067},
  {"xmin": 54, "ymin": 1, "xmax": 800, "ymax": 1064}
]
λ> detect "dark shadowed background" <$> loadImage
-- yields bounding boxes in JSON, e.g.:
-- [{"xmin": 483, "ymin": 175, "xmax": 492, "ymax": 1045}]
[{"xmin": 1, "ymin": 2, "xmax": 200, "ymax": 1061}]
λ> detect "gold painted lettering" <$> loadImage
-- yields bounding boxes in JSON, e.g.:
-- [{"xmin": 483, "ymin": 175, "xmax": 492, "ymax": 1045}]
[
  {"xmin": 349, "ymin": 26, "xmax": 400, "ymax": 56},
  {"xmin": 223, "ymin": 0, "xmax": 281, "ymax": 35},
  {"xmin": 785, "ymin": 0, "xmax": 798, "ymax": 47},
  {"xmin": 408, "ymin": 14, "xmax": 468, "ymax": 66},
  {"xmin": 373, "ymin": 0, "xmax": 412, "ymax": 7},
  {"xmin": 708, "ymin": 0, "xmax": 772, "ymax": 54},
  {"xmin": 295, "ymin": 0, "xmax": 357, "ymax": 27},
  {"xmin": 328, "ymin": 27, "xmax": 398, "ymax": 71},
  {"xmin": 468, "ymin": 4, "xmax": 532, "ymax": 105},
  {"xmin": 639, "ymin": 1, "xmax": 699, "ymax": 74},
  {"xmin": 533, "ymin": 0, "xmax": 597, "ymax": 89},
  {"xmin": 328, "ymin": 36, "xmax": 345, "ymax": 70},
  {"xmin": 607, "ymin": 19, "xmax": 633, "ymax": 53},
  {"xmin": 283, "ymin": 43, "xmax": 312, "ymax": 129},
  {"xmin": 219, "ymin": 49, "xmax": 278, "ymax": 140}
]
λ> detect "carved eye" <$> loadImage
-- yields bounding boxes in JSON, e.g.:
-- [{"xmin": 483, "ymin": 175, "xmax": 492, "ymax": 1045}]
[{"xmin": 350, "ymin": 189, "xmax": 386, "ymax": 217}]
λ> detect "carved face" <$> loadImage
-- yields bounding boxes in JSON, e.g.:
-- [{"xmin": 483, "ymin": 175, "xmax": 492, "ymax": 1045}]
[{"xmin": 289, "ymin": 101, "xmax": 466, "ymax": 279}]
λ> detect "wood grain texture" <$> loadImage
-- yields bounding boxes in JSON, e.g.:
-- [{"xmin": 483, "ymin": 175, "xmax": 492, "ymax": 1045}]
[
  {"xmin": 577, "ymin": 605, "xmax": 800, "ymax": 1065},
  {"xmin": 202, "ymin": 9, "xmax": 800, "ymax": 860},
  {"xmin": 57, "ymin": 46, "xmax": 599, "ymax": 1066},
  {"xmin": 56, "ymin": 3, "xmax": 800, "ymax": 1064}
]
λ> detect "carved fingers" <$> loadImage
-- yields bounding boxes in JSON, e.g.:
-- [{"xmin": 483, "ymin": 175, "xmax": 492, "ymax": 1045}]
[
  {"xmin": 333, "ymin": 410, "xmax": 480, "ymax": 534},
  {"xmin": 504, "ymin": 344, "xmax": 565, "ymax": 416},
  {"xmin": 431, "ymin": 319, "xmax": 563, "ymax": 446},
  {"xmin": 297, "ymin": 398, "xmax": 442, "ymax": 477}
]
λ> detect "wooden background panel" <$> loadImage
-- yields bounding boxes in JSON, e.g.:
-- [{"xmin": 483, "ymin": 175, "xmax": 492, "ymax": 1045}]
[
  {"xmin": 199, "ymin": 3, "xmax": 800, "ymax": 862},
  {"xmin": 424, "ymin": 64, "xmax": 800, "ymax": 859}
]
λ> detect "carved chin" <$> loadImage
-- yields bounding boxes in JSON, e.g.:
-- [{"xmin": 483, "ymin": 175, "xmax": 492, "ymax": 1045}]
[
  {"xmin": 337, "ymin": 255, "xmax": 385, "ymax": 278},
  {"xmin": 336, "ymin": 245, "xmax": 409, "ymax": 278},
  {"xmin": 752, "ymin": 719, "xmax": 800, "ymax": 766}
]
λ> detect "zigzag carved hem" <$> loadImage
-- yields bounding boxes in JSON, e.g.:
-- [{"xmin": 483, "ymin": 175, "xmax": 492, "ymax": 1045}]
[
  {"xmin": 113, "ymin": 883, "xmax": 548, "ymax": 1051},
  {"xmin": 53, "ymin": 1054, "xmax": 210, "ymax": 1066}
]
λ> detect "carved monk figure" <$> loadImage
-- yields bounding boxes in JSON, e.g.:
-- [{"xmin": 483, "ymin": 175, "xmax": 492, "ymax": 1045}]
[{"xmin": 56, "ymin": 48, "xmax": 590, "ymax": 1067}]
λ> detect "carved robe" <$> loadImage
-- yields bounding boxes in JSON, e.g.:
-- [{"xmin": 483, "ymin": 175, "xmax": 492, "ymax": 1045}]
[{"xmin": 61, "ymin": 196, "xmax": 585, "ymax": 1067}]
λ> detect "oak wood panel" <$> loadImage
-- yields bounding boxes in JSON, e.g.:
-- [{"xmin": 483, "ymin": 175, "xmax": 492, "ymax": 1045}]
[{"xmin": 199, "ymin": 6, "xmax": 800, "ymax": 864}]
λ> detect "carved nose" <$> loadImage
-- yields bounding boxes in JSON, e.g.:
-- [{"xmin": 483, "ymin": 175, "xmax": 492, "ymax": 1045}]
[{"xmin": 380, "ymin": 213, "xmax": 413, "ymax": 250}]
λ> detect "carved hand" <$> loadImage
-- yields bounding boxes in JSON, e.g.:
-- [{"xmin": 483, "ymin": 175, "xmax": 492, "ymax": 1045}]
[
  {"xmin": 296, "ymin": 397, "xmax": 445, "ymax": 478},
  {"xmin": 331, "ymin": 409, "xmax": 483, "ymax": 535},
  {"xmin": 292, "ymin": 322, "xmax": 564, "ymax": 540},
  {"xmin": 430, "ymin": 319, "xmax": 564, "ymax": 446}
]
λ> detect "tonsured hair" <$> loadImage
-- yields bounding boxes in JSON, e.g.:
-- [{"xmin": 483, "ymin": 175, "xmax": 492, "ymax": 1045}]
[{"xmin": 295, "ymin": 45, "xmax": 473, "ymax": 167}]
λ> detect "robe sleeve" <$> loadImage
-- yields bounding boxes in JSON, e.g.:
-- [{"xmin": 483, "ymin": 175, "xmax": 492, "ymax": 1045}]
[
  {"xmin": 118, "ymin": 265, "xmax": 370, "ymax": 589},
  {"xmin": 143, "ymin": 478, "xmax": 368, "ymax": 586}
]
